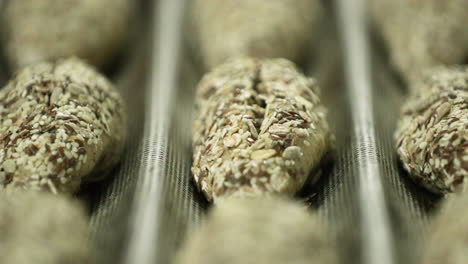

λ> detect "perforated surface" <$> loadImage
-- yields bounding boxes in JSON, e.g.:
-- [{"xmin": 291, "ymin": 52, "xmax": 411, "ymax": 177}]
[{"xmin": 1, "ymin": 1, "xmax": 441, "ymax": 264}]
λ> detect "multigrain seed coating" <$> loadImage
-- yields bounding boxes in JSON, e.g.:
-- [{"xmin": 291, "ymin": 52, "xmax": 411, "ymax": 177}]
[
  {"xmin": 395, "ymin": 66, "xmax": 467, "ymax": 194},
  {"xmin": 191, "ymin": 0, "xmax": 323, "ymax": 69},
  {"xmin": 421, "ymin": 193, "xmax": 468, "ymax": 264},
  {"xmin": 192, "ymin": 58, "xmax": 332, "ymax": 202},
  {"xmin": 0, "ymin": 58, "xmax": 126, "ymax": 194},
  {"xmin": 0, "ymin": 192, "xmax": 91, "ymax": 264},
  {"xmin": 175, "ymin": 197, "xmax": 337, "ymax": 264},
  {"xmin": 369, "ymin": 0, "xmax": 468, "ymax": 85},
  {"xmin": 1, "ymin": 0, "xmax": 132, "ymax": 70}
]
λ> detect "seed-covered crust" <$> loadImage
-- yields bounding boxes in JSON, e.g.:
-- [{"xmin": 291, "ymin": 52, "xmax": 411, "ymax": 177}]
[
  {"xmin": 192, "ymin": 58, "xmax": 332, "ymax": 202},
  {"xmin": 422, "ymin": 192, "xmax": 468, "ymax": 264},
  {"xmin": 191, "ymin": 0, "xmax": 323, "ymax": 69},
  {"xmin": 175, "ymin": 197, "xmax": 337, "ymax": 264},
  {"xmin": 1, "ymin": 0, "xmax": 132, "ymax": 70},
  {"xmin": 0, "ymin": 58, "xmax": 126, "ymax": 194},
  {"xmin": 395, "ymin": 66, "xmax": 467, "ymax": 194},
  {"xmin": 0, "ymin": 191, "xmax": 91, "ymax": 264},
  {"xmin": 369, "ymin": 0, "xmax": 468, "ymax": 84}
]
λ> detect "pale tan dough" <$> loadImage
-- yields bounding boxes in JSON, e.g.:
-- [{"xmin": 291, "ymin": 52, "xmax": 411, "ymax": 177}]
[
  {"xmin": 191, "ymin": 0, "xmax": 323, "ymax": 69},
  {"xmin": 1, "ymin": 0, "xmax": 132, "ymax": 70},
  {"xmin": 0, "ymin": 191, "xmax": 92, "ymax": 264},
  {"xmin": 422, "ymin": 192, "xmax": 468, "ymax": 264},
  {"xmin": 176, "ymin": 196, "xmax": 337, "ymax": 264},
  {"xmin": 369, "ymin": 0, "xmax": 468, "ymax": 85}
]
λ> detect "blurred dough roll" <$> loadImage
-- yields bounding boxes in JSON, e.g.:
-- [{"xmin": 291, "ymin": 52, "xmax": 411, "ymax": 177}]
[
  {"xmin": 176, "ymin": 197, "xmax": 337, "ymax": 264},
  {"xmin": 0, "ymin": 58, "xmax": 126, "ymax": 194},
  {"xmin": 395, "ymin": 66, "xmax": 467, "ymax": 194},
  {"xmin": 192, "ymin": 58, "xmax": 332, "ymax": 202},
  {"xmin": 369, "ymin": 0, "xmax": 468, "ymax": 84},
  {"xmin": 421, "ymin": 192, "xmax": 468, "ymax": 264},
  {"xmin": 1, "ymin": 0, "xmax": 132, "ymax": 70},
  {"xmin": 191, "ymin": 0, "xmax": 323, "ymax": 69},
  {"xmin": 0, "ymin": 192, "xmax": 91, "ymax": 264}
]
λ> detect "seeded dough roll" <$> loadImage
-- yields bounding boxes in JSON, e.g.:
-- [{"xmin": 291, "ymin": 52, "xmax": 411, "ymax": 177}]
[
  {"xmin": 192, "ymin": 58, "xmax": 332, "ymax": 202},
  {"xmin": 1, "ymin": 0, "xmax": 132, "ymax": 70},
  {"xmin": 395, "ymin": 66, "xmax": 467, "ymax": 194},
  {"xmin": 176, "ymin": 197, "xmax": 337, "ymax": 264},
  {"xmin": 0, "ymin": 192, "xmax": 91, "ymax": 264},
  {"xmin": 0, "ymin": 58, "xmax": 126, "ymax": 193},
  {"xmin": 421, "ymin": 193, "xmax": 468, "ymax": 264},
  {"xmin": 191, "ymin": 0, "xmax": 323, "ymax": 69},
  {"xmin": 369, "ymin": 0, "xmax": 468, "ymax": 85}
]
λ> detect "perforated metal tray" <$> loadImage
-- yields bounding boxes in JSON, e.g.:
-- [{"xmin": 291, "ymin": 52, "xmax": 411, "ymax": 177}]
[
  {"xmin": 0, "ymin": 1, "xmax": 441, "ymax": 263},
  {"xmin": 115, "ymin": 1, "xmax": 440, "ymax": 264}
]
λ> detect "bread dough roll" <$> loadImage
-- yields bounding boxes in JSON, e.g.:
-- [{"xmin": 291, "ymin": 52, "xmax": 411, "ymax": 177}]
[
  {"xmin": 0, "ymin": 191, "xmax": 91, "ymax": 264},
  {"xmin": 0, "ymin": 58, "xmax": 126, "ymax": 193},
  {"xmin": 1, "ymin": 0, "xmax": 132, "ymax": 70},
  {"xmin": 395, "ymin": 66, "xmax": 467, "ymax": 194},
  {"xmin": 191, "ymin": 0, "xmax": 323, "ymax": 69},
  {"xmin": 176, "ymin": 197, "xmax": 337, "ymax": 264},
  {"xmin": 369, "ymin": 0, "xmax": 468, "ymax": 85},
  {"xmin": 422, "ymin": 192, "xmax": 468, "ymax": 264},
  {"xmin": 192, "ymin": 58, "xmax": 332, "ymax": 202}
]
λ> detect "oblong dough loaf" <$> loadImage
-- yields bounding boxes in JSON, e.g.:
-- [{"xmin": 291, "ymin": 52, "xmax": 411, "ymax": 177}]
[
  {"xmin": 192, "ymin": 58, "xmax": 332, "ymax": 202},
  {"xmin": 1, "ymin": 0, "xmax": 132, "ymax": 70},
  {"xmin": 0, "ymin": 58, "xmax": 126, "ymax": 193},
  {"xmin": 0, "ymin": 191, "xmax": 91, "ymax": 264},
  {"xmin": 422, "ymin": 193, "xmax": 468, "ymax": 264},
  {"xmin": 176, "ymin": 197, "xmax": 337, "ymax": 264},
  {"xmin": 369, "ymin": 0, "xmax": 468, "ymax": 85},
  {"xmin": 191, "ymin": 0, "xmax": 323, "ymax": 69},
  {"xmin": 395, "ymin": 66, "xmax": 467, "ymax": 194}
]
